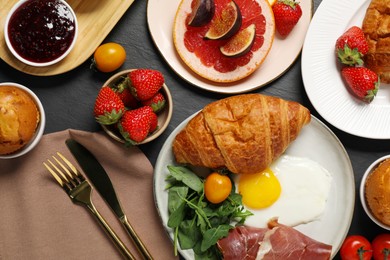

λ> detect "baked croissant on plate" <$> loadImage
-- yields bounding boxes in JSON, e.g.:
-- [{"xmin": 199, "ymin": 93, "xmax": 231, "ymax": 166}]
[{"xmin": 172, "ymin": 94, "xmax": 311, "ymax": 174}]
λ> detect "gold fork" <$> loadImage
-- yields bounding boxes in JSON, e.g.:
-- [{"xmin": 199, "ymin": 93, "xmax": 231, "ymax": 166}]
[{"xmin": 43, "ymin": 152, "xmax": 135, "ymax": 260}]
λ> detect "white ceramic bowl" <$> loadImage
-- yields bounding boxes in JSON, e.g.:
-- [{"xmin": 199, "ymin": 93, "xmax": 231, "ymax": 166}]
[
  {"xmin": 100, "ymin": 69, "xmax": 173, "ymax": 145},
  {"xmin": 0, "ymin": 82, "xmax": 46, "ymax": 159},
  {"xmin": 360, "ymin": 155, "xmax": 390, "ymax": 231},
  {"xmin": 4, "ymin": 0, "xmax": 78, "ymax": 67}
]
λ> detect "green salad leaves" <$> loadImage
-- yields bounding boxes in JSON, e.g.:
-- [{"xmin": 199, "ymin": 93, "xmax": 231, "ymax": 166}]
[{"xmin": 165, "ymin": 165, "xmax": 253, "ymax": 259}]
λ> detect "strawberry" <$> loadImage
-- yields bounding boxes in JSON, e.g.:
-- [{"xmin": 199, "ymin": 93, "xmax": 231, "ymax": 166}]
[
  {"xmin": 94, "ymin": 86, "xmax": 125, "ymax": 125},
  {"xmin": 118, "ymin": 106, "xmax": 154, "ymax": 144},
  {"xmin": 341, "ymin": 67, "xmax": 380, "ymax": 103},
  {"xmin": 335, "ymin": 26, "xmax": 369, "ymax": 66},
  {"xmin": 114, "ymin": 77, "xmax": 139, "ymax": 109},
  {"xmin": 141, "ymin": 92, "xmax": 166, "ymax": 113},
  {"xmin": 149, "ymin": 111, "xmax": 158, "ymax": 133},
  {"xmin": 272, "ymin": 0, "xmax": 302, "ymax": 37},
  {"xmin": 128, "ymin": 69, "xmax": 164, "ymax": 101}
]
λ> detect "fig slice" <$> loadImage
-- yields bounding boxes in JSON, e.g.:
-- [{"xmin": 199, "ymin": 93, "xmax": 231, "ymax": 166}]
[
  {"xmin": 220, "ymin": 24, "xmax": 256, "ymax": 57},
  {"xmin": 204, "ymin": 0, "xmax": 242, "ymax": 40},
  {"xmin": 188, "ymin": 0, "xmax": 215, "ymax": 27}
]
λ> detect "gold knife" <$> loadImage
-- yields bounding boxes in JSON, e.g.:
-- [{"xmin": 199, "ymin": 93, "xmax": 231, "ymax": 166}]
[{"xmin": 66, "ymin": 139, "xmax": 153, "ymax": 260}]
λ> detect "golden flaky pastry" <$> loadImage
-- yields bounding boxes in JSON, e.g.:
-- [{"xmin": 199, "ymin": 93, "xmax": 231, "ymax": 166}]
[
  {"xmin": 172, "ymin": 94, "xmax": 311, "ymax": 174},
  {"xmin": 0, "ymin": 86, "xmax": 40, "ymax": 155},
  {"xmin": 362, "ymin": 0, "xmax": 390, "ymax": 83}
]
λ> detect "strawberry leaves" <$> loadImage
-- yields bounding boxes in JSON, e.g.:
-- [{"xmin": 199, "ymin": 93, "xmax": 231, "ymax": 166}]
[{"xmin": 335, "ymin": 26, "xmax": 369, "ymax": 66}]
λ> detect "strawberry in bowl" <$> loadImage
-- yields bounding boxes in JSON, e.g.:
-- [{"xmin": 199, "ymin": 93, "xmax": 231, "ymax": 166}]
[{"xmin": 93, "ymin": 69, "xmax": 173, "ymax": 145}]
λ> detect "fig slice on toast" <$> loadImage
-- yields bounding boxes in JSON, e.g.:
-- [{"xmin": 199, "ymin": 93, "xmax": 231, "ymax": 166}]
[
  {"xmin": 220, "ymin": 24, "xmax": 256, "ymax": 57},
  {"xmin": 188, "ymin": 0, "xmax": 215, "ymax": 27},
  {"xmin": 204, "ymin": 0, "xmax": 242, "ymax": 40}
]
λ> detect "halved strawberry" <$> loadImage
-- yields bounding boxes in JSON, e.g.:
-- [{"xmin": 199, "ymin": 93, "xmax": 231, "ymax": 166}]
[
  {"xmin": 335, "ymin": 26, "xmax": 369, "ymax": 66},
  {"xmin": 94, "ymin": 86, "xmax": 125, "ymax": 125},
  {"xmin": 341, "ymin": 66, "xmax": 379, "ymax": 103}
]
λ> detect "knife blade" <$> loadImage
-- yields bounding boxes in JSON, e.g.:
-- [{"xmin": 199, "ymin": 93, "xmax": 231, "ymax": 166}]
[{"xmin": 65, "ymin": 138, "xmax": 153, "ymax": 260}]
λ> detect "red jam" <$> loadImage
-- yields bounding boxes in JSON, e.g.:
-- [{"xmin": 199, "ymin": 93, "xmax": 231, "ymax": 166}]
[{"xmin": 8, "ymin": 0, "xmax": 76, "ymax": 63}]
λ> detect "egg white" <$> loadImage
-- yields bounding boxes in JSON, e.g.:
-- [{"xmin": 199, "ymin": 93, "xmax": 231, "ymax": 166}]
[{"xmin": 235, "ymin": 155, "xmax": 333, "ymax": 228}]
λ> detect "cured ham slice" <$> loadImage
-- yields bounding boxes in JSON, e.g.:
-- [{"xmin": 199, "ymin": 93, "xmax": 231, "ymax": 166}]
[
  {"xmin": 217, "ymin": 219, "xmax": 332, "ymax": 260},
  {"xmin": 217, "ymin": 226, "xmax": 268, "ymax": 260}
]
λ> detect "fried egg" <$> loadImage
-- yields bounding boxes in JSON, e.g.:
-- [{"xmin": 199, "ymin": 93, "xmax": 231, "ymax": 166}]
[{"xmin": 236, "ymin": 155, "xmax": 333, "ymax": 228}]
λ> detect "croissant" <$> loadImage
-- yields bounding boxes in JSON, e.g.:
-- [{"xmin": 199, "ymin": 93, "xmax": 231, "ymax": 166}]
[
  {"xmin": 362, "ymin": 0, "xmax": 390, "ymax": 83},
  {"xmin": 172, "ymin": 94, "xmax": 311, "ymax": 174}
]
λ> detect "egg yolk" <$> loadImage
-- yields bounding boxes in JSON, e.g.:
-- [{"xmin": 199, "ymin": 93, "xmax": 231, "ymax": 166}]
[{"xmin": 238, "ymin": 168, "xmax": 281, "ymax": 209}]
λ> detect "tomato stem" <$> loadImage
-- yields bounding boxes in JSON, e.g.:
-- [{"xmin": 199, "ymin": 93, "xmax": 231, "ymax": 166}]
[
  {"xmin": 357, "ymin": 246, "xmax": 371, "ymax": 260},
  {"xmin": 383, "ymin": 248, "xmax": 390, "ymax": 260}
]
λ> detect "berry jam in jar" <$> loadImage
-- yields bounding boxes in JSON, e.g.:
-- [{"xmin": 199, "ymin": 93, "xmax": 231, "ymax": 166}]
[{"xmin": 7, "ymin": 0, "xmax": 76, "ymax": 64}]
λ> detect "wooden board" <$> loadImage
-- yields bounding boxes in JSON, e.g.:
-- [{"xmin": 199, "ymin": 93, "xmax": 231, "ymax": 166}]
[{"xmin": 0, "ymin": 0, "xmax": 135, "ymax": 76}]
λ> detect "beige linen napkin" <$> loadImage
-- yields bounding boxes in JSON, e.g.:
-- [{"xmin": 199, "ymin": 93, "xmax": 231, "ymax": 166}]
[{"xmin": 0, "ymin": 129, "xmax": 177, "ymax": 260}]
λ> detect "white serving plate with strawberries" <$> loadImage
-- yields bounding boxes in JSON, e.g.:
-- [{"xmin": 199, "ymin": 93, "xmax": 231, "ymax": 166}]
[
  {"xmin": 302, "ymin": 0, "xmax": 390, "ymax": 139},
  {"xmin": 147, "ymin": 0, "xmax": 313, "ymax": 94},
  {"xmin": 153, "ymin": 114, "xmax": 355, "ymax": 259}
]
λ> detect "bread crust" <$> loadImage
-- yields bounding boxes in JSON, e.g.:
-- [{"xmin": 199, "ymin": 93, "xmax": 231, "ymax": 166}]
[
  {"xmin": 0, "ymin": 86, "xmax": 39, "ymax": 155},
  {"xmin": 173, "ymin": 94, "xmax": 311, "ymax": 174},
  {"xmin": 362, "ymin": 0, "xmax": 390, "ymax": 83}
]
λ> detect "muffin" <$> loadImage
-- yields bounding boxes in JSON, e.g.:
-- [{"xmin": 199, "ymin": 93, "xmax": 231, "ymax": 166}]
[
  {"xmin": 365, "ymin": 158, "xmax": 390, "ymax": 226},
  {"xmin": 0, "ymin": 86, "xmax": 40, "ymax": 155}
]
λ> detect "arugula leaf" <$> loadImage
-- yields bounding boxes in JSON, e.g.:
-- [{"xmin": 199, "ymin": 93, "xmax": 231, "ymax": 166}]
[
  {"xmin": 167, "ymin": 186, "xmax": 188, "ymax": 228},
  {"xmin": 201, "ymin": 224, "xmax": 232, "ymax": 252},
  {"xmin": 167, "ymin": 165, "xmax": 203, "ymax": 193},
  {"xmin": 194, "ymin": 243, "xmax": 220, "ymax": 260},
  {"xmin": 166, "ymin": 165, "xmax": 253, "ymax": 258},
  {"xmin": 178, "ymin": 219, "xmax": 200, "ymax": 249}
]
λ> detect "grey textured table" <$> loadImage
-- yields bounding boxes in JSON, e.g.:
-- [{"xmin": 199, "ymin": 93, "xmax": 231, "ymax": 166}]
[{"xmin": 1, "ymin": 0, "xmax": 388, "ymax": 259}]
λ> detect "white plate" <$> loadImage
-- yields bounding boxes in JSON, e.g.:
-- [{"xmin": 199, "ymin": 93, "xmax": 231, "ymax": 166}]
[
  {"xmin": 147, "ymin": 0, "xmax": 313, "ymax": 94},
  {"xmin": 153, "ymin": 113, "xmax": 354, "ymax": 259},
  {"xmin": 302, "ymin": 0, "xmax": 390, "ymax": 139}
]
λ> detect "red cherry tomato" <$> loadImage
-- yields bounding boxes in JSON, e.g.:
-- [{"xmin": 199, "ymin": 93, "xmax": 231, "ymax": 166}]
[
  {"xmin": 340, "ymin": 235, "xmax": 373, "ymax": 260},
  {"xmin": 372, "ymin": 234, "xmax": 390, "ymax": 260}
]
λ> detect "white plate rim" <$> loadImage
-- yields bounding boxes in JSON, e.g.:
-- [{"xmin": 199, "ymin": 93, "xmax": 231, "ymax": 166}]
[
  {"xmin": 301, "ymin": 0, "xmax": 390, "ymax": 139},
  {"xmin": 153, "ymin": 112, "xmax": 355, "ymax": 259},
  {"xmin": 147, "ymin": 0, "xmax": 313, "ymax": 94}
]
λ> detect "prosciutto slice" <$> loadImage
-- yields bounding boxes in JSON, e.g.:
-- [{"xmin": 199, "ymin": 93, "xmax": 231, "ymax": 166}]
[
  {"xmin": 217, "ymin": 226, "xmax": 268, "ymax": 260},
  {"xmin": 217, "ymin": 219, "xmax": 332, "ymax": 260}
]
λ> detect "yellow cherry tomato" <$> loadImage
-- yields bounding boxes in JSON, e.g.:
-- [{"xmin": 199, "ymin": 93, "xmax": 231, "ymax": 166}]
[
  {"xmin": 93, "ymin": 43, "xmax": 126, "ymax": 72},
  {"xmin": 204, "ymin": 172, "xmax": 232, "ymax": 204}
]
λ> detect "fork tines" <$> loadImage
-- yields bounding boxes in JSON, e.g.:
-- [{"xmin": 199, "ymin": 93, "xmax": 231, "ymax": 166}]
[
  {"xmin": 43, "ymin": 152, "xmax": 85, "ymax": 193},
  {"xmin": 43, "ymin": 152, "xmax": 136, "ymax": 260}
]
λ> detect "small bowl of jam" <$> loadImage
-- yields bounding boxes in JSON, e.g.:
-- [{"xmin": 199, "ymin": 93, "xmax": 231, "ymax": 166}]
[{"xmin": 4, "ymin": 0, "xmax": 78, "ymax": 67}]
